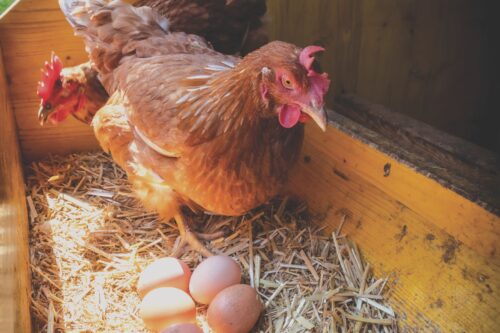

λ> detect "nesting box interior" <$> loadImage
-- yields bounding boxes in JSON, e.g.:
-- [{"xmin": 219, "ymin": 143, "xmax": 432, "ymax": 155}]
[{"xmin": 0, "ymin": 0, "xmax": 499, "ymax": 332}]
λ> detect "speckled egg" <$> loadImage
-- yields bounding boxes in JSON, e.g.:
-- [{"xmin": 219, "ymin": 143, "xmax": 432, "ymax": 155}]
[
  {"xmin": 207, "ymin": 284, "xmax": 263, "ymax": 333},
  {"xmin": 137, "ymin": 257, "xmax": 191, "ymax": 298},
  {"xmin": 189, "ymin": 255, "xmax": 242, "ymax": 305},
  {"xmin": 139, "ymin": 287, "xmax": 196, "ymax": 331},
  {"xmin": 160, "ymin": 323, "xmax": 204, "ymax": 333}
]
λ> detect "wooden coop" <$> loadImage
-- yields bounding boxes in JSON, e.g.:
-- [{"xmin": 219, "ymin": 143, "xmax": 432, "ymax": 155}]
[{"xmin": 0, "ymin": 0, "xmax": 498, "ymax": 332}]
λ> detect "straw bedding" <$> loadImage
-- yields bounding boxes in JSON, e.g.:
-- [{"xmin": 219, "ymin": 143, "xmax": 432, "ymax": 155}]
[{"xmin": 26, "ymin": 152, "xmax": 397, "ymax": 332}]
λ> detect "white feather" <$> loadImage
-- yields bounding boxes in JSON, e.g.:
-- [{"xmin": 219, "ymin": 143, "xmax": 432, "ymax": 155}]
[
  {"xmin": 261, "ymin": 67, "xmax": 272, "ymax": 76},
  {"xmin": 206, "ymin": 64, "xmax": 229, "ymax": 71},
  {"xmin": 221, "ymin": 60, "xmax": 235, "ymax": 68},
  {"xmin": 175, "ymin": 93, "xmax": 191, "ymax": 105},
  {"xmin": 187, "ymin": 74, "xmax": 212, "ymax": 80},
  {"xmin": 187, "ymin": 86, "xmax": 209, "ymax": 92},
  {"xmin": 134, "ymin": 127, "xmax": 180, "ymax": 158}
]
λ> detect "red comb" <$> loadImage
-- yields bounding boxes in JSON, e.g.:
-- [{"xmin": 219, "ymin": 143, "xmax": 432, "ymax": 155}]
[
  {"xmin": 299, "ymin": 46, "xmax": 325, "ymax": 72},
  {"xmin": 37, "ymin": 53, "xmax": 63, "ymax": 102},
  {"xmin": 300, "ymin": 46, "xmax": 330, "ymax": 105}
]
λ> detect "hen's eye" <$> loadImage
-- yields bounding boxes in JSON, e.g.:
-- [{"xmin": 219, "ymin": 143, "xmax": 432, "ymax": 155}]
[
  {"xmin": 44, "ymin": 103, "xmax": 52, "ymax": 109},
  {"xmin": 281, "ymin": 76, "xmax": 294, "ymax": 89}
]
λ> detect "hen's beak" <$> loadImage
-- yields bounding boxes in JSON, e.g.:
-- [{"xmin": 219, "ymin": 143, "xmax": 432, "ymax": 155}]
[
  {"xmin": 300, "ymin": 102, "xmax": 328, "ymax": 131},
  {"xmin": 38, "ymin": 105, "xmax": 52, "ymax": 125}
]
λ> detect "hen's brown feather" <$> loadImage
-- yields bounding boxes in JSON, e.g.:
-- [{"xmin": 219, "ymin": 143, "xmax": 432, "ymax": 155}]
[
  {"xmin": 95, "ymin": 53, "xmax": 303, "ymax": 215},
  {"xmin": 134, "ymin": 0, "xmax": 267, "ymax": 54},
  {"xmin": 92, "ymin": 93, "xmax": 182, "ymax": 218},
  {"xmin": 65, "ymin": 0, "xmax": 304, "ymax": 219}
]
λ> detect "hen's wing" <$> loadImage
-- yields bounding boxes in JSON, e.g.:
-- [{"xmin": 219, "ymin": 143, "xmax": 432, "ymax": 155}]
[
  {"xmin": 92, "ymin": 91, "xmax": 185, "ymax": 218},
  {"xmin": 110, "ymin": 53, "xmax": 240, "ymax": 158}
]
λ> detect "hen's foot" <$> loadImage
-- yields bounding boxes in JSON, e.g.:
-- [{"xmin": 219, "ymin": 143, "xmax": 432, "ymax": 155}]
[{"xmin": 171, "ymin": 214, "xmax": 214, "ymax": 258}]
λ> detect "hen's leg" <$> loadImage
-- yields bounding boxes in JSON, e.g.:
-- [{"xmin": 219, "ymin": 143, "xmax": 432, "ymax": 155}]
[{"xmin": 171, "ymin": 213, "xmax": 215, "ymax": 257}]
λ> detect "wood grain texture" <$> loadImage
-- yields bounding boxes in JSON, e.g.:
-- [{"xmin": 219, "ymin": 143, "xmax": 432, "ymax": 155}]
[
  {"xmin": 267, "ymin": 0, "xmax": 499, "ymax": 152},
  {"xmin": 0, "ymin": 0, "xmax": 99, "ymax": 161},
  {"xmin": 0, "ymin": 45, "xmax": 32, "ymax": 333},
  {"xmin": 334, "ymin": 94, "xmax": 500, "ymax": 216},
  {"xmin": 290, "ymin": 114, "xmax": 500, "ymax": 332}
]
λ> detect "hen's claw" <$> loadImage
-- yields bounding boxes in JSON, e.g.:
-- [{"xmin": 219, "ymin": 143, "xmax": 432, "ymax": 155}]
[{"xmin": 171, "ymin": 214, "xmax": 214, "ymax": 257}]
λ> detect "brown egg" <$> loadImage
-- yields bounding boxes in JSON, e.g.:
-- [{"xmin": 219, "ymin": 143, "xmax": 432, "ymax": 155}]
[
  {"xmin": 160, "ymin": 323, "xmax": 204, "ymax": 333},
  {"xmin": 139, "ymin": 287, "xmax": 196, "ymax": 331},
  {"xmin": 189, "ymin": 255, "xmax": 242, "ymax": 304},
  {"xmin": 207, "ymin": 284, "xmax": 263, "ymax": 333},
  {"xmin": 137, "ymin": 257, "xmax": 191, "ymax": 298}
]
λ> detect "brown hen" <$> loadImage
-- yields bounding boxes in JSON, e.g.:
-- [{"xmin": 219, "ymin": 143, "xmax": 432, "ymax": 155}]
[{"xmin": 41, "ymin": 0, "xmax": 330, "ymax": 256}]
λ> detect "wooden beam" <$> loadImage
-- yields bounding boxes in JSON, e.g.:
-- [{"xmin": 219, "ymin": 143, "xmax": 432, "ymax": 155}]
[
  {"xmin": 315, "ymin": 108, "xmax": 499, "ymax": 259},
  {"xmin": 0, "ymin": 45, "xmax": 32, "ymax": 333},
  {"xmin": 290, "ymin": 108, "xmax": 500, "ymax": 332},
  {"xmin": 334, "ymin": 95, "xmax": 500, "ymax": 215}
]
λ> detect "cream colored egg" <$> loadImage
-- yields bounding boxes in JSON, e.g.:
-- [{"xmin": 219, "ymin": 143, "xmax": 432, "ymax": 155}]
[
  {"xmin": 160, "ymin": 323, "xmax": 204, "ymax": 333},
  {"xmin": 189, "ymin": 255, "xmax": 242, "ymax": 304},
  {"xmin": 139, "ymin": 287, "xmax": 196, "ymax": 331},
  {"xmin": 207, "ymin": 284, "xmax": 263, "ymax": 333},
  {"xmin": 137, "ymin": 257, "xmax": 191, "ymax": 298}
]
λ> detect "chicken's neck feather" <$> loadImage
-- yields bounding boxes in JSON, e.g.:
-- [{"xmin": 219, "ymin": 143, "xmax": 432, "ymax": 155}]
[{"xmin": 178, "ymin": 57, "xmax": 273, "ymax": 147}]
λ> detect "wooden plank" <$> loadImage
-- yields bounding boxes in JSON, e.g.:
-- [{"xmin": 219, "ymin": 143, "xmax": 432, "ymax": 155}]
[
  {"xmin": 305, "ymin": 112, "xmax": 499, "ymax": 258},
  {"xmin": 290, "ymin": 113, "xmax": 500, "ymax": 332},
  {"xmin": 334, "ymin": 94, "xmax": 500, "ymax": 215},
  {"xmin": 0, "ymin": 0, "xmax": 99, "ymax": 161},
  {"xmin": 0, "ymin": 45, "xmax": 32, "ymax": 333}
]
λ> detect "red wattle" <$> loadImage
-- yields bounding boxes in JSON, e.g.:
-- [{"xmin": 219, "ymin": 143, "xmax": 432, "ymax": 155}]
[
  {"xmin": 49, "ymin": 107, "xmax": 72, "ymax": 124},
  {"xmin": 299, "ymin": 113, "xmax": 311, "ymax": 123},
  {"xmin": 278, "ymin": 105, "xmax": 301, "ymax": 128},
  {"xmin": 48, "ymin": 94, "xmax": 80, "ymax": 124}
]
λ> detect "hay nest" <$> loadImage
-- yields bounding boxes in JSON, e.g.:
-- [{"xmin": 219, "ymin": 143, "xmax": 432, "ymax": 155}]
[{"xmin": 26, "ymin": 152, "xmax": 398, "ymax": 332}]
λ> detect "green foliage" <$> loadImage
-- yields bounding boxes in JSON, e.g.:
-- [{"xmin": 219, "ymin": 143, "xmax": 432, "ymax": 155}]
[{"xmin": 0, "ymin": 0, "xmax": 14, "ymax": 14}]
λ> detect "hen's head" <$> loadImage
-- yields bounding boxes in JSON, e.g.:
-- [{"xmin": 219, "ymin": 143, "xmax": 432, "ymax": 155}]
[
  {"xmin": 37, "ymin": 53, "xmax": 83, "ymax": 125},
  {"xmin": 255, "ymin": 42, "xmax": 330, "ymax": 131}
]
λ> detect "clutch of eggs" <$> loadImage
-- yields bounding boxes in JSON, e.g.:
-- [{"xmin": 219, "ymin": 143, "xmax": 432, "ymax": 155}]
[{"xmin": 137, "ymin": 255, "xmax": 262, "ymax": 333}]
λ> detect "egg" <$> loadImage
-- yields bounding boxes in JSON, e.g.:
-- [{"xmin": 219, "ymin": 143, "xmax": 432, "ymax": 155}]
[
  {"xmin": 137, "ymin": 257, "xmax": 191, "ymax": 298},
  {"xmin": 189, "ymin": 255, "xmax": 242, "ymax": 304},
  {"xmin": 160, "ymin": 323, "xmax": 204, "ymax": 333},
  {"xmin": 207, "ymin": 284, "xmax": 263, "ymax": 333},
  {"xmin": 139, "ymin": 287, "xmax": 196, "ymax": 331}
]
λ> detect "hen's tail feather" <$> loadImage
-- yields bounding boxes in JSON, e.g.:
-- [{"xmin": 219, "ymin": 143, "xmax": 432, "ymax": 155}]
[{"xmin": 59, "ymin": 0, "xmax": 169, "ymax": 73}]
